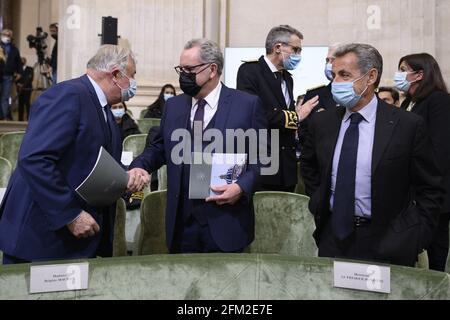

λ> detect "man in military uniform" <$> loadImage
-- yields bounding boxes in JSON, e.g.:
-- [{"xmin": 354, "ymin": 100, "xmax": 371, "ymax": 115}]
[
  {"xmin": 237, "ymin": 25, "xmax": 318, "ymax": 192},
  {"xmin": 298, "ymin": 44, "xmax": 341, "ymax": 150}
]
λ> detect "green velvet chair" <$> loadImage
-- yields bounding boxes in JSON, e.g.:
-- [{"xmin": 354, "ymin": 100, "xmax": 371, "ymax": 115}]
[
  {"xmin": 249, "ymin": 192, "xmax": 317, "ymax": 257},
  {"xmin": 137, "ymin": 190, "xmax": 168, "ymax": 255},
  {"xmin": 139, "ymin": 108, "xmax": 149, "ymax": 119},
  {"xmin": 0, "ymin": 131, "xmax": 25, "ymax": 170},
  {"xmin": 157, "ymin": 165, "xmax": 167, "ymax": 191},
  {"xmin": 1, "ymin": 254, "xmax": 449, "ymax": 300},
  {"xmin": 136, "ymin": 118, "xmax": 161, "ymax": 135},
  {"xmin": 122, "ymin": 134, "xmax": 148, "ymax": 159},
  {"xmin": 447, "ymin": 221, "xmax": 450, "ymax": 274},
  {"xmin": 112, "ymin": 198, "xmax": 127, "ymax": 257},
  {"xmin": 0, "ymin": 156, "xmax": 12, "ymax": 188}
]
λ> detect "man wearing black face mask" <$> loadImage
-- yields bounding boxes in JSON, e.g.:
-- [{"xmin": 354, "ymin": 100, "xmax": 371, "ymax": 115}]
[
  {"xmin": 49, "ymin": 23, "xmax": 58, "ymax": 84},
  {"xmin": 129, "ymin": 39, "xmax": 267, "ymax": 254}
]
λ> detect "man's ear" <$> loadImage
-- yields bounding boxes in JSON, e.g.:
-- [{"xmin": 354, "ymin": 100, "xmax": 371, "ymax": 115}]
[
  {"xmin": 275, "ymin": 43, "xmax": 283, "ymax": 54},
  {"xmin": 368, "ymin": 68, "xmax": 378, "ymax": 86}
]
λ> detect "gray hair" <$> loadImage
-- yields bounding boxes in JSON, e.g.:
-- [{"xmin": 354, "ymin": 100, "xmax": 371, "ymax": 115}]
[
  {"xmin": 334, "ymin": 43, "xmax": 383, "ymax": 87},
  {"xmin": 265, "ymin": 25, "xmax": 303, "ymax": 54},
  {"xmin": 184, "ymin": 39, "xmax": 224, "ymax": 75},
  {"xmin": 87, "ymin": 45, "xmax": 136, "ymax": 73}
]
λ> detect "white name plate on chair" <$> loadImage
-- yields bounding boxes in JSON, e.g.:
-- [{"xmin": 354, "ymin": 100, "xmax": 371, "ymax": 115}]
[
  {"xmin": 333, "ymin": 261, "xmax": 391, "ymax": 294},
  {"xmin": 30, "ymin": 262, "xmax": 89, "ymax": 294}
]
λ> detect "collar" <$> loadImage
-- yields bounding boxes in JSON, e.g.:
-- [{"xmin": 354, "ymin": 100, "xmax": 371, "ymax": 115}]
[
  {"xmin": 343, "ymin": 94, "xmax": 378, "ymax": 123},
  {"xmin": 264, "ymin": 56, "xmax": 280, "ymax": 74},
  {"xmin": 192, "ymin": 82, "xmax": 222, "ymax": 110},
  {"xmin": 87, "ymin": 75, "xmax": 108, "ymax": 108}
]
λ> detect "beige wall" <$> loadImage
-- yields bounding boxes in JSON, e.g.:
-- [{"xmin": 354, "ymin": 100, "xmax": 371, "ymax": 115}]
[{"xmin": 16, "ymin": 0, "xmax": 450, "ymax": 115}]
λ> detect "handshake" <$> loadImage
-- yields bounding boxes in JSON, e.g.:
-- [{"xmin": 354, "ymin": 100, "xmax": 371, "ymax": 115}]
[{"xmin": 67, "ymin": 168, "xmax": 150, "ymax": 239}]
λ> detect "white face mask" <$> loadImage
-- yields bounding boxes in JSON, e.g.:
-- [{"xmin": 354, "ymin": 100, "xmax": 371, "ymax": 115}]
[
  {"xmin": 1, "ymin": 36, "xmax": 11, "ymax": 44},
  {"xmin": 164, "ymin": 93, "xmax": 174, "ymax": 101},
  {"xmin": 394, "ymin": 71, "xmax": 419, "ymax": 92}
]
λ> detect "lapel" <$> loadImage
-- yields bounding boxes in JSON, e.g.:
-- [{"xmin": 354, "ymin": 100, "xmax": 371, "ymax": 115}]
[
  {"xmin": 213, "ymin": 84, "xmax": 232, "ymax": 134},
  {"xmin": 372, "ymin": 99, "xmax": 398, "ymax": 174},
  {"xmin": 324, "ymin": 107, "xmax": 346, "ymax": 177},
  {"xmin": 80, "ymin": 75, "xmax": 111, "ymax": 149},
  {"xmin": 258, "ymin": 56, "xmax": 288, "ymax": 108}
]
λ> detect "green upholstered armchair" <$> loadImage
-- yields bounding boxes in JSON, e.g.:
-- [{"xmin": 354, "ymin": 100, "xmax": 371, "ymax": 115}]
[
  {"xmin": 0, "ymin": 131, "xmax": 25, "ymax": 170},
  {"xmin": 157, "ymin": 165, "xmax": 167, "ymax": 191},
  {"xmin": 112, "ymin": 198, "xmax": 128, "ymax": 257},
  {"xmin": 136, "ymin": 118, "xmax": 161, "ymax": 135},
  {"xmin": 1, "ymin": 254, "xmax": 449, "ymax": 300},
  {"xmin": 248, "ymin": 192, "xmax": 317, "ymax": 257},
  {"xmin": 122, "ymin": 134, "xmax": 148, "ymax": 160},
  {"xmin": 0, "ymin": 157, "xmax": 12, "ymax": 188},
  {"xmin": 139, "ymin": 108, "xmax": 149, "ymax": 119},
  {"xmin": 137, "ymin": 190, "xmax": 168, "ymax": 255}
]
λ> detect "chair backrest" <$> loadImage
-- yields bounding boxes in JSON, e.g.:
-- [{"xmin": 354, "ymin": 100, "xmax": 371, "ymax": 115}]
[
  {"xmin": 248, "ymin": 192, "xmax": 318, "ymax": 257},
  {"xmin": 137, "ymin": 118, "xmax": 161, "ymax": 134},
  {"xmin": 0, "ymin": 157, "xmax": 12, "ymax": 188},
  {"xmin": 446, "ymin": 220, "xmax": 450, "ymax": 274},
  {"xmin": 0, "ymin": 131, "xmax": 25, "ymax": 170},
  {"xmin": 112, "ymin": 198, "xmax": 127, "ymax": 257},
  {"xmin": 139, "ymin": 108, "xmax": 148, "ymax": 119},
  {"xmin": 157, "ymin": 165, "xmax": 167, "ymax": 191},
  {"xmin": 122, "ymin": 134, "xmax": 148, "ymax": 159},
  {"xmin": 138, "ymin": 190, "xmax": 168, "ymax": 255}
]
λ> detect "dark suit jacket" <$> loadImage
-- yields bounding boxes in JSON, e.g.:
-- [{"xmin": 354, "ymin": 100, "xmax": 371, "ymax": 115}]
[
  {"xmin": 237, "ymin": 56, "xmax": 298, "ymax": 187},
  {"xmin": 300, "ymin": 98, "xmax": 443, "ymax": 266},
  {"xmin": 17, "ymin": 66, "xmax": 34, "ymax": 90},
  {"xmin": 130, "ymin": 84, "xmax": 267, "ymax": 252},
  {"xmin": 1, "ymin": 43, "xmax": 22, "ymax": 76},
  {"xmin": 401, "ymin": 91, "xmax": 450, "ymax": 213},
  {"xmin": 0, "ymin": 75, "xmax": 122, "ymax": 261},
  {"xmin": 299, "ymin": 83, "xmax": 338, "ymax": 150}
]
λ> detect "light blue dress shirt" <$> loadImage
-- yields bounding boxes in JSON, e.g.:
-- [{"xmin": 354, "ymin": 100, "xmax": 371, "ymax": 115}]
[{"xmin": 330, "ymin": 95, "xmax": 378, "ymax": 218}]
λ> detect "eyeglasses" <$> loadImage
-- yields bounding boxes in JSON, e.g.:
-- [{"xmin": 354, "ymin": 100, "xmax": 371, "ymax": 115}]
[
  {"xmin": 282, "ymin": 43, "xmax": 302, "ymax": 55},
  {"xmin": 174, "ymin": 63, "xmax": 211, "ymax": 75}
]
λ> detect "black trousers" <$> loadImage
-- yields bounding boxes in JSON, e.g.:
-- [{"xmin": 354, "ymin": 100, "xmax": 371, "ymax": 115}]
[
  {"xmin": 427, "ymin": 212, "xmax": 450, "ymax": 272},
  {"xmin": 18, "ymin": 91, "xmax": 32, "ymax": 122},
  {"xmin": 318, "ymin": 219, "xmax": 377, "ymax": 263}
]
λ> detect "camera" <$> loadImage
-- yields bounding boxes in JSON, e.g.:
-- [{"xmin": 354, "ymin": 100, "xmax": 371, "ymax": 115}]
[{"xmin": 27, "ymin": 27, "xmax": 48, "ymax": 65}]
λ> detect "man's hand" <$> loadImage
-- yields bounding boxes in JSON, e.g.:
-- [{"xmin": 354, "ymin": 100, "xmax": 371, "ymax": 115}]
[
  {"xmin": 206, "ymin": 184, "xmax": 244, "ymax": 206},
  {"xmin": 67, "ymin": 211, "xmax": 100, "ymax": 239},
  {"xmin": 296, "ymin": 95, "xmax": 319, "ymax": 122},
  {"xmin": 127, "ymin": 168, "xmax": 150, "ymax": 193}
]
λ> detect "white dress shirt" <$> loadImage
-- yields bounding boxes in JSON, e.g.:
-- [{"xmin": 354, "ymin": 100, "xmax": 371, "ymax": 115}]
[
  {"xmin": 264, "ymin": 56, "xmax": 291, "ymax": 107},
  {"xmin": 191, "ymin": 82, "xmax": 222, "ymax": 130},
  {"xmin": 330, "ymin": 95, "xmax": 378, "ymax": 218},
  {"xmin": 87, "ymin": 75, "xmax": 108, "ymax": 122}
]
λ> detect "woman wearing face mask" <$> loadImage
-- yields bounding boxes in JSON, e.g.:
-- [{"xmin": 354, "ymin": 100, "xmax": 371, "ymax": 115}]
[
  {"xmin": 144, "ymin": 84, "xmax": 177, "ymax": 119},
  {"xmin": 395, "ymin": 53, "xmax": 450, "ymax": 272},
  {"xmin": 111, "ymin": 102, "xmax": 141, "ymax": 142}
]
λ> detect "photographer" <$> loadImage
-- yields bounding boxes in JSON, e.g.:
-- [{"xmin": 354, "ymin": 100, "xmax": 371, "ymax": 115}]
[
  {"xmin": 27, "ymin": 27, "xmax": 52, "ymax": 91},
  {"xmin": 49, "ymin": 23, "xmax": 58, "ymax": 84},
  {"xmin": 0, "ymin": 29, "xmax": 22, "ymax": 121}
]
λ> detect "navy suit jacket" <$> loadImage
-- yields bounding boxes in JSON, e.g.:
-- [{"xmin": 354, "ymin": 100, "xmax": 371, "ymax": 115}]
[
  {"xmin": 0, "ymin": 75, "xmax": 122, "ymax": 261},
  {"xmin": 130, "ymin": 84, "xmax": 267, "ymax": 252}
]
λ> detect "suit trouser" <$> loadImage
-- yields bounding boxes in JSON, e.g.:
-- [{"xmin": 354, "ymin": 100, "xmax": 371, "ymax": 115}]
[
  {"xmin": 427, "ymin": 212, "xmax": 450, "ymax": 272},
  {"xmin": 318, "ymin": 219, "xmax": 377, "ymax": 263}
]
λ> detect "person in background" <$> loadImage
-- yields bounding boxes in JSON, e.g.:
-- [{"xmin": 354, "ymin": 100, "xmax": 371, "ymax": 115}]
[
  {"xmin": 395, "ymin": 53, "xmax": 450, "ymax": 272},
  {"xmin": 111, "ymin": 101, "xmax": 141, "ymax": 142},
  {"xmin": 144, "ymin": 84, "xmax": 176, "ymax": 118},
  {"xmin": 377, "ymin": 86, "xmax": 400, "ymax": 107},
  {"xmin": 237, "ymin": 25, "xmax": 318, "ymax": 192},
  {"xmin": 16, "ymin": 57, "xmax": 34, "ymax": 121},
  {"xmin": 0, "ymin": 29, "xmax": 22, "ymax": 121},
  {"xmin": 49, "ymin": 23, "xmax": 58, "ymax": 84}
]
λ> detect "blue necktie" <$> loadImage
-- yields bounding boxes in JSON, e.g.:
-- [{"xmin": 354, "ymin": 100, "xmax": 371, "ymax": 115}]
[
  {"xmin": 332, "ymin": 112, "xmax": 364, "ymax": 240},
  {"xmin": 193, "ymin": 99, "xmax": 207, "ymax": 127}
]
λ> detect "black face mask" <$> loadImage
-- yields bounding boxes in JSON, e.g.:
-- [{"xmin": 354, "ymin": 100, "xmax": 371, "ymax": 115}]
[{"xmin": 179, "ymin": 72, "xmax": 202, "ymax": 97}]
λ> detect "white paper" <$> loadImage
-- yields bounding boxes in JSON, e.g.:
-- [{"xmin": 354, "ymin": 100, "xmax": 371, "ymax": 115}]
[
  {"xmin": 333, "ymin": 261, "xmax": 391, "ymax": 294},
  {"xmin": 210, "ymin": 153, "xmax": 247, "ymax": 196},
  {"xmin": 121, "ymin": 151, "xmax": 134, "ymax": 166},
  {"xmin": 30, "ymin": 262, "xmax": 89, "ymax": 294}
]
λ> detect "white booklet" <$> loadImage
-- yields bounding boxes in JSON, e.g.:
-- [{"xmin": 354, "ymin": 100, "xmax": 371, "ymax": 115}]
[
  {"xmin": 189, "ymin": 153, "xmax": 247, "ymax": 199},
  {"xmin": 75, "ymin": 147, "xmax": 128, "ymax": 207}
]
